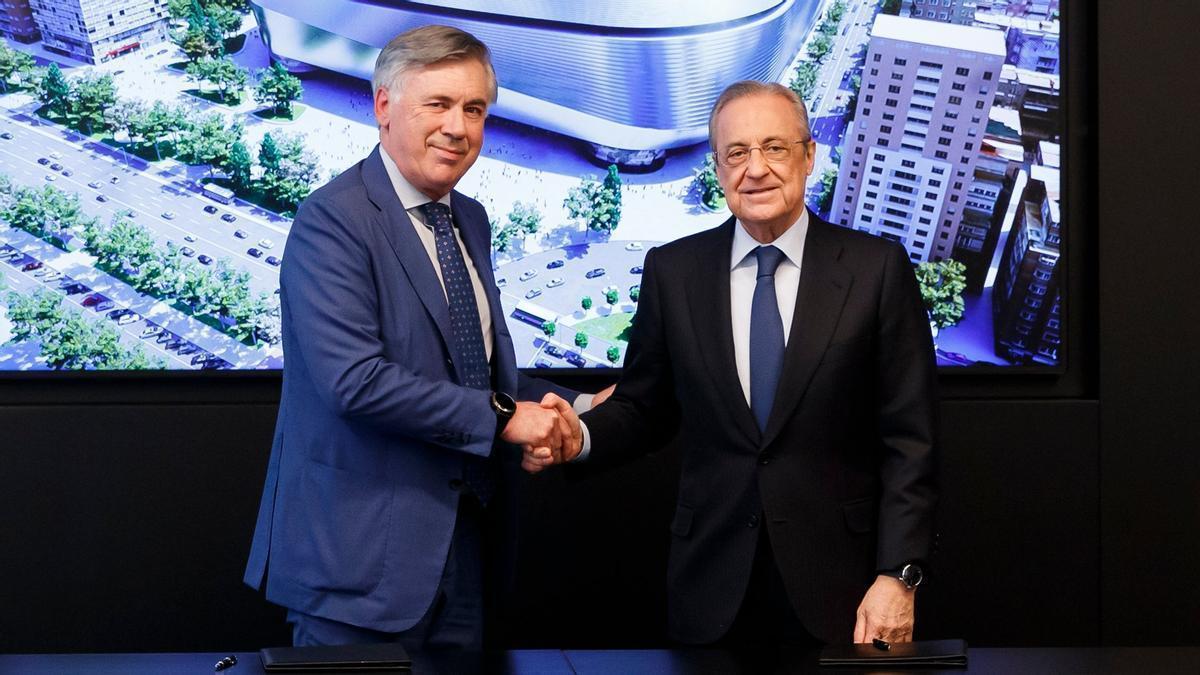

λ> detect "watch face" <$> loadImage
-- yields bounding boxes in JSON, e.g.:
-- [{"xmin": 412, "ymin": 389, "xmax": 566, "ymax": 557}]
[
  {"xmin": 493, "ymin": 392, "xmax": 517, "ymax": 416},
  {"xmin": 901, "ymin": 564, "xmax": 924, "ymax": 588}
]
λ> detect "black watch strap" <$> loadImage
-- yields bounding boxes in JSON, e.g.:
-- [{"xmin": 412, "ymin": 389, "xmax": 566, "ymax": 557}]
[{"xmin": 491, "ymin": 391, "xmax": 516, "ymax": 434}]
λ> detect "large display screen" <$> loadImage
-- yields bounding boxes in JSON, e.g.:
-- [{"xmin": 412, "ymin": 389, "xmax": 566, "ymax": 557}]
[{"xmin": 0, "ymin": 0, "xmax": 1064, "ymax": 371}]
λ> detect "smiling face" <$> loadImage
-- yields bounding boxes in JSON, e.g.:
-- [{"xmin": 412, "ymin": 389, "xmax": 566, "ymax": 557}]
[
  {"xmin": 713, "ymin": 93, "xmax": 816, "ymax": 241},
  {"xmin": 374, "ymin": 58, "xmax": 491, "ymax": 200}
]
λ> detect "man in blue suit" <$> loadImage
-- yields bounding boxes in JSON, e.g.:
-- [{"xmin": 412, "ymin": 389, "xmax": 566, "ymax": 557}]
[{"xmin": 244, "ymin": 25, "xmax": 586, "ymax": 650}]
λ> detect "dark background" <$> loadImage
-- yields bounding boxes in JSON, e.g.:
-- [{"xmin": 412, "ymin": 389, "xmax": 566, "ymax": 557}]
[{"xmin": 2, "ymin": 2, "xmax": 1198, "ymax": 653}]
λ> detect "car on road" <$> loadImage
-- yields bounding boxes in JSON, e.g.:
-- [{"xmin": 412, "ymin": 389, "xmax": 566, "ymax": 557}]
[
  {"xmin": 247, "ymin": 247, "xmax": 263, "ymax": 258},
  {"xmin": 630, "ymin": 265, "xmax": 643, "ymax": 274},
  {"xmin": 22, "ymin": 261, "xmax": 43, "ymax": 272},
  {"xmin": 564, "ymin": 352, "xmax": 587, "ymax": 367},
  {"xmin": 221, "ymin": 213, "xmax": 237, "ymax": 223},
  {"xmin": 585, "ymin": 267, "xmax": 606, "ymax": 279},
  {"xmin": 93, "ymin": 299, "xmax": 115, "ymax": 312},
  {"xmin": 180, "ymin": 246, "xmax": 196, "ymax": 257},
  {"xmin": 109, "ymin": 175, "xmax": 120, "ymax": 183},
  {"xmin": 183, "ymin": 234, "xmax": 197, "ymax": 242},
  {"xmin": 519, "ymin": 269, "xmax": 537, "ymax": 281},
  {"xmin": 50, "ymin": 163, "xmax": 62, "ymax": 171},
  {"xmin": 96, "ymin": 194, "xmax": 108, "ymax": 202},
  {"xmin": 496, "ymin": 277, "xmax": 506, "ymax": 288},
  {"xmin": 258, "ymin": 238, "xmax": 274, "ymax": 249},
  {"xmin": 61, "ymin": 168, "xmax": 72, "ymax": 177},
  {"xmin": 197, "ymin": 254, "xmax": 213, "ymax": 265},
  {"xmin": 624, "ymin": 241, "xmax": 644, "ymax": 251},
  {"xmin": 546, "ymin": 277, "xmax": 564, "ymax": 288},
  {"xmin": 49, "ymin": 151, "xmax": 61, "ymax": 159},
  {"xmin": 544, "ymin": 345, "xmax": 565, "ymax": 358},
  {"xmin": 233, "ymin": 229, "xmax": 247, "ymax": 239},
  {"xmin": 37, "ymin": 157, "xmax": 49, "ymax": 165},
  {"xmin": 0, "ymin": 131, "xmax": 12, "ymax": 140},
  {"xmin": 524, "ymin": 288, "xmax": 542, "ymax": 300},
  {"xmin": 44, "ymin": 174, "xmax": 56, "ymax": 181},
  {"xmin": 88, "ymin": 181, "xmax": 102, "ymax": 189},
  {"xmin": 266, "ymin": 255, "xmax": 281, "ymax": 266},
  {"xmin": 203, "ymin": 205, "xmax": 218, "ymax": 214},
  {"xmin": 534, "ymin": 359, "xmax": 552, "ymax": 368},
  {"xmin": 162, "ymin": 211, "xmax": 177, "ymax": 220},
  {"xmin": 546, "ymin": 259, "xmax": 565, "ymax": 269}
]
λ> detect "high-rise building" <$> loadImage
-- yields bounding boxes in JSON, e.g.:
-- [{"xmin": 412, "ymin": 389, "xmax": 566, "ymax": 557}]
[
  {"xmin": 832, "ymin": 15, "xmax": 1005, "ymax": 264},
  {"xmin": 992, "ymin": 164, "xmax": 1061, "ymax": 365},
  {"xmin": 0, "ymin": 0, "xmax": 40, "ymax": 43},
  {"xmin": 902, "ymin": 0, "xmax": 977, "ymax": 25},
  {"xmin": 28, "ymin": 0, "xmax": 169, "ymax": 64}
]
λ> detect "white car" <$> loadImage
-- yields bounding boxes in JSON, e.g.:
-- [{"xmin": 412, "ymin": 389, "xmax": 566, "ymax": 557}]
[
  {"xmin": 546, "ymin": 277, "xmax": 565, "ymax": 288},
  {"xmin": 162, "ymin": 211, "xmax": 177, "ymax": 220},
  {"xmin": 624, "ymin": 241, "xmax": 644, "ymax": 251},
  {"xmin": 519, "ymin": 269, "xmax": 538, "ymax": 282},
  {"xmin": 258, "ymin": 238, "xmax": 275, "ymax": 249}
]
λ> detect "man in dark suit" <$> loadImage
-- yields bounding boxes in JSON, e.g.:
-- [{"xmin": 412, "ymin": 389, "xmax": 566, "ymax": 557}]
[
  {"xmin": 528, "ymin": 81, "xmax": 938, "ymax": 648},
  {"xmin": 244, "ymin": 26, "xmax": 584, "ymax": 650}
]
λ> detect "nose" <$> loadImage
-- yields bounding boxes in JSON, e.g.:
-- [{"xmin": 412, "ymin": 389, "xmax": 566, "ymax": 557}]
[
  {"xmin": 743, "ymin": 146, "xmax": 771, "ymax": 177},
  {"xmin": 441, "ymin": 105, "xmax": 467, "ymax": 139}
]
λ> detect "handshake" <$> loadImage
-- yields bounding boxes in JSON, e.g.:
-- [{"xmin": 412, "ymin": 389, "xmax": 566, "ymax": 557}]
[{"xmin": 500, "ymin": 387, "xmax": 614, "ymax": 474}]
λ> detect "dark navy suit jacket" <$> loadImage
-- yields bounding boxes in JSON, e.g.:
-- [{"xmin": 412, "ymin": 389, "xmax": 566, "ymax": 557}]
[{"xmin": 244, "ymin": 146, "xmax": 568, "ymax": 632}]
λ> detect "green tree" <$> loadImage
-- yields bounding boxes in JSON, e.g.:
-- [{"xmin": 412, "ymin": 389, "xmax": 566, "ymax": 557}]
[
  {"xmin": 0, "ymin": 42, "xmax": 35, "ymax": 94},
  {"xmin": 541, "ymin": 321, "xmax": 556, "ymax": 338},
  {"xmin": 5, "ymin": 287, "xmax": 63, "ymax": 344},
  {"xmin": 880, "ymin": 0, "xmax": 903, "ymax": 16},
  {"xmin": 691, "ymin": 153, "xmax": 725, "ymax": 210},
  {"xmin": 564, "ymin": 164, "xmax": 623, "ymax": 241},
  {"xmin": 186, "ymin": 56, "xmax": 246, "ymax": 104},
  {"xmin": 574, "ymin": 332, "xmax": 589, "ymax": 350},
  {"xmin": 606, "ymin": 346, "xmax": 620, "ymax": 364},
  {"xmin": 915, "ymin": 258, "xmax": 968, "ymax": 329},
  {"xmin": 39, "ymin": 63, "xmax": 72, "ymax": 120},
  {"xmin": 816, "ymin": 167, "xmax": 838, "ymax": 217},
  {"xmin": 258, "ymin": 131, "xmax": 281, "ymax": 175},
  {"xmin": 629, "ymin": 285, "xmax": 640, "ymax": 303},
  {"xmin": 507, "ymin": 201, "xmax": 542, "ymax": 237},
  {"xmin": 789, "ymin": 61, "xmax": 820, "ymax": 101},
  {"xmin": 254, "ymin": 62, "xmax": 303, "ymax": 118},
  {"xmin": 604, "ymin": 288, "xmax": 619, "ymax": 306},
  {"xmin": 72, "ymin": 72, "xmax": 117, "ymax": 135},
  {"xmin": 224, "ymin": 139, "xmax": 253, "ymax": 190},
  {"xmin": 207, "ymin": 3, "xmax": 243, "ymax": 38},
  {"xmin": 177, "ymin": 113, "xmax": 243, "ymax": 177},
  {"xmin": 581, "ymin": 296, "xmax": 593, "ymax": 311},
  {"xmin": 808, "ymin": 34, "xmax": 833, "ymax": 62},
  {"xmin": 490, "ymin": 217, "xmax": 515, "ymax": 253},
  {"xmin": 259, "ymin": 132, "xmax": 320, "ymax": 212}
]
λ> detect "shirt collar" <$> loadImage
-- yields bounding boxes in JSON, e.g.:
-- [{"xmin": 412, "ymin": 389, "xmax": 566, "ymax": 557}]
[
  {"xmin": 730, "ymin": 207, "xmax": 810, "ymax": 271},
  {"xmin": 377, "ymin": 144, "xmax": 452, "ymax": 213}
]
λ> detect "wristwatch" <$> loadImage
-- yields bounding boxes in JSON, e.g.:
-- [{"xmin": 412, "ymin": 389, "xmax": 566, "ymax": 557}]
[
  {"xmin": 882, "ymin": 562, "xmax": 925, "ymax": 590},
  {"xmin": 490, "ymin": 391, "xmax": 517, "ymax": 433}
]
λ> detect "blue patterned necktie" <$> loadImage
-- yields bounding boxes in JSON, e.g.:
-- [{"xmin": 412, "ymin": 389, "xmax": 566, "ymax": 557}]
[
  {"xmin": 749, "ymin": 245, "xmax": 786, "ymax": 433},
  {"xmin": 418, "ymin": 201, "xmax": 494, "ymax": 503}
]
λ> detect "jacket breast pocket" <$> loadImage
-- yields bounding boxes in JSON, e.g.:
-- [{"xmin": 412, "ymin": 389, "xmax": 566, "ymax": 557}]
[
  {"xmin": 842, "ymin": 497, "xmax": 878, "ymax": 535},
  {"xmin": 670, "ymin": 504, "xmax": 695, "ymax": 538}
]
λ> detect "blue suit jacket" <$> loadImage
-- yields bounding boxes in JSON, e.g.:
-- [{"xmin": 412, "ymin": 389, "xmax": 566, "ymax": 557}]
[{"xmin": 244, "ymin": 146, "xmax": 567, "ymax": 632}]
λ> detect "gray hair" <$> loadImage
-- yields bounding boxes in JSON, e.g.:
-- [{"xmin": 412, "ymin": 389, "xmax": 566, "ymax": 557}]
[
  {"xmin": 371, "ymin": 25, "xmax": 498, "ymax": 102},
  {"xmin": 708, "ymin": 81, "xmax": 811, "ymax": 151}
]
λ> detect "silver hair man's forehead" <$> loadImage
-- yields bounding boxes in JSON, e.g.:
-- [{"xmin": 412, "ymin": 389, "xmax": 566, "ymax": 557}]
[
  {"xmin": 371, "ymin": 24, "xmax": 498, "ymax": 102},
  {"xmin": 707, "ymin": 81, "xmax": 811, "ymax": 151}
]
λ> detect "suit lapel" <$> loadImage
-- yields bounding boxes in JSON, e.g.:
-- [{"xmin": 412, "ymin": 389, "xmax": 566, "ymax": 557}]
[
  {"xmin": 360, "ymin": 147, "xmax": 455, "ymax": 362},
  {"xmin": 687, "ymin": 218, "xmax": 761, "ymax": 447},
  {"xmin": 762, "ymin": 218, "xmax": 853, "ymax": 448}
]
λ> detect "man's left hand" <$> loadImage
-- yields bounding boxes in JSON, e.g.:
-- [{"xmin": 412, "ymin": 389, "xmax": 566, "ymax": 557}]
[{"xmin": 853, "ymin": 575, "xmax": 915, "ymax": 644}]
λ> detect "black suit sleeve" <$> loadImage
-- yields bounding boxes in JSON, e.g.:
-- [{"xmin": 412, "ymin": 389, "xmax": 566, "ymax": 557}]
[
  {"xmin": 873, "ymin": 242, "xmax": 940, "ymax": 571},
  {"xmin": 579, "ymin": 246, "xmax": 681, "ymax": 469}
]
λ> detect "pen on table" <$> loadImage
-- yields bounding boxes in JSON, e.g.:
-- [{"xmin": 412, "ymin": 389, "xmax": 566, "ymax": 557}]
[
  {"xmin": 214, "ymin": 654, "xmax": 238, "ymax": 671},
  {"xmin": 872, "ymin": 638, "xmax": 890, "ymax": 651}
]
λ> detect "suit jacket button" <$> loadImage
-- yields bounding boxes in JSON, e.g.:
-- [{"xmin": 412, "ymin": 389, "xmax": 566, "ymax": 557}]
[
  {"xmin": 758, "ymin": 455, "xmax": 771, "ymax": 465},
  {"xmin": 747, "ymin": 514, "xmax": 760, "ymax": 528},
  {"xmin": 449, "ymin": 479, "xmax": 465, "ymax": 491}
]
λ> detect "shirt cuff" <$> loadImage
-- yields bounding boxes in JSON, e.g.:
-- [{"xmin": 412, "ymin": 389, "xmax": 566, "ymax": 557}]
[
  {"xmin": 575, "ymin": 421, "xmax": 592, "ymax": 462},
  {"xmin": 573, "ymin": 393, "xmax": 594, "ymax": 414}
]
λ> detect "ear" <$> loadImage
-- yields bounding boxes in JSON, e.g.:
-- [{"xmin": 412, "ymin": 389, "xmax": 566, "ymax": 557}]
[{"xmin": 373, "ymin": 87, "xmax": 390, "ymax": 128}]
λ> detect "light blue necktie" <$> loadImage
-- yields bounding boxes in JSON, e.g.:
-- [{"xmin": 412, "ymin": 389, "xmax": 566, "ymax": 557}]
[
  {"xmin": 749, "ymin": 246, "xmax": 786, "ymax": 433},
  {"xmin": 418, "ymin": 201, "xmax": 494, "ymax": 503}
]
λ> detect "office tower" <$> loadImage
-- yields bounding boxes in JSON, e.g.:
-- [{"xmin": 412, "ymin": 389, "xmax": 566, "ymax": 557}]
[
  {"xmin": 28, "ymin": 0, "xmax": 169, "ymax": 64},
  {"xmin": 0, "ymin": 0, "xmax": 40, "ymax": 43},
  {"xmin": 832, "ymin": 14, "xmax": 1004, "ymax": 264},
  {"xmin": 902, "ymin": 0, "xmax": 977, "ymax": 25}
]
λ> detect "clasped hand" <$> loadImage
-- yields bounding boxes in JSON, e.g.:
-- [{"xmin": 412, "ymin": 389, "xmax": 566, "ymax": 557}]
[{"xmin": 498, "ymin": 393, "xmax": 581, "ymax": 473}]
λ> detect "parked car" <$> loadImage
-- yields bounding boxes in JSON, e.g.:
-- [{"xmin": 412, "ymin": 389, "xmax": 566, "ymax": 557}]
[
  {"xmin": 197, "ymin": 254, "xmax": 213, "ymax": 265},
  {"xmin": 247, "ymin": 247, "xmax": 263, "ymax": 258},
  {"xmin": 178, "ymin": 344, "xmax": 200, "ymax": 356},
  {"xmin": 93, "ymin": 299, "xmax": 115, "ymax": 312},
  {"xmin": 155, "ymin": 330, "xmax": 175, "ymax": 344},
  {"xmin": 116, "ymin": 311, "xmax": 141, "ymax": 326},
  {"xmin": 82, "ymin": 293, "xmax": 105, "ymax": 307},
  {"xmin": 624, "ymin": 241, "xmax": 644, "ymax": 251},
  {"xmin": 534, "ymin": 359, "xmax": 553, "ymax": 368},
  {"xmin": 546, "ymin": 277, "xmax": 564, "ymax": 288},
  {"xmin": 191, "ymin": 352, "xmax": 211, "ymax": 366},
  {"xmin": 524, "ymin": 288, "xmax": 542, "ymax": 299},
  {"xmin": 544, "ymin": 345, "xmax": 565, "ymax": 358},
  {"xmin": 496, "ymin": 277, "xmax": 507, "ymax": 288},
  {"xmin": 140, "ymin": 324, "xmax": 163, "ymax": 339},
  {"xmin": 22, "ymin": 261, "xmax": 43, "ymax": 272},
  {"xmin": 266, "ymin": 255, "xmax": 281, "ymax": 266},
  {"xmin": 61, "ymin": 283, "xmax": 88, "ymax": 295},
  {"xmin": 585, "ymin": 267, "xmax": 606, "ymax": 279},
  {"xmin": 233, "ymin": 229, "xmax": 247, "ymax": 239},
  {"xmin": 519, "ymin": 269, "xmax": 537, "ymax": 281},
  {"xmin": 564, "ymin": 352, "xmax": 587, "ymax": 367},
  {"xmin": 221, "ymin": 213, "xmax": 237, "ymax": 223},
  {"xmin": 630, "ymin": 265, "xmax": 643, "ymax": 274},
  {"xmin": 546, "ymin": 259, "xmax": 565, "ymax": 269},
  {"xmin": 203, "ymin": 205, "xmax": 218, "ymax": 214},
  {"xmin": 200, "ymin": 356, "xmax": 231, "ymax": 370},
  {"xmin": 180, "ymin": 246, "xmax": 196, "ymax": 257}
]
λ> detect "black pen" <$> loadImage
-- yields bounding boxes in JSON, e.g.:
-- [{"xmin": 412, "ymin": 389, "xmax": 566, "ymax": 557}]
[
  {"xmin": 872, "ymin": 638, "xmax": 890, "ymax": 651},
  {"xmin": 214, "ymin": 654, "xmax": 238, "ymax": 671}
]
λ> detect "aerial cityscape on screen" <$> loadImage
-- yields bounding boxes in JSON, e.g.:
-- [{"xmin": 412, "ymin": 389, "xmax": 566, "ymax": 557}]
[{"xmin": 0, "ymin": 0, "xmax": 1062, "ymax": 371}]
